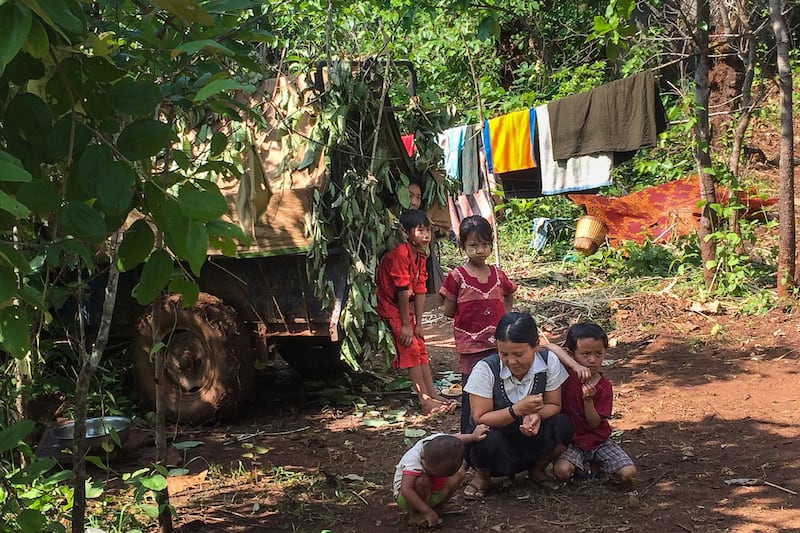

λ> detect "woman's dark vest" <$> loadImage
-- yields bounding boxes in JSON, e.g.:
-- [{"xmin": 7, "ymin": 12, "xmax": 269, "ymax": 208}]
[{"xmin": 465, "ymin": 349, "xmax": 549, "ymax": 433}]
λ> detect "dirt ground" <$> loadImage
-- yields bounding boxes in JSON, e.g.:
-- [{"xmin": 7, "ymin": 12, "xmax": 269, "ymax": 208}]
[{"xmin": 103, "ymin": 293, "xmax": 800, "ymax": 533}]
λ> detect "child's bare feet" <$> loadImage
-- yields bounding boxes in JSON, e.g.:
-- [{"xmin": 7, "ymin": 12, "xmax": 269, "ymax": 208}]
[
  {"xmin": 421, "ymin": 399, "xmax": 457, "ymax": 415},
  {"xmin": 432, "ymin": 392, "xmax": 456, "ymax": 404}
]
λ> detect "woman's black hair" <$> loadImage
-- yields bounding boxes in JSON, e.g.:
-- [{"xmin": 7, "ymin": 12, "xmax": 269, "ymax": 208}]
[
  {"xmin": 458, "ymin": 215, "xmax": 493, "ymax": 248},
  {"xmin": 565, "ymin": 322, "xmax": 608, "ymax": 351},
  {"xmin": 399, "ymin": 208, "xmax": 431, "ymax": 232},
  {"xmin": 495, "ymin": 311, "xmax": 539, "ymax": 347}
]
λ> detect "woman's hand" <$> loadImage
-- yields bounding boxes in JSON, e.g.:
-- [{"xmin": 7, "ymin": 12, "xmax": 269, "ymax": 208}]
[
  {"xmin": 413, "ymin": 323, "xmax": 425, "ymax": 340},
  {"xmin": 519, "ymin": 413, "xmax": 541, "ymax": 437},
  {"xmin": 517, "ymin": 393, "xmax": 544, "ymax": 415}
]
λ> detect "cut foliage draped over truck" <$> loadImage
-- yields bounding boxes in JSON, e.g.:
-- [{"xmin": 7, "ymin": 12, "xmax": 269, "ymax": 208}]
[{"xmin": 121, "ymin": 60, "xmax": 450, "ymax": 422}]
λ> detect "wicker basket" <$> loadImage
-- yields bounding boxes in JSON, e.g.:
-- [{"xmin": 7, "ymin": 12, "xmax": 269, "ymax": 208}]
[{"xmin": 574, "ymin": 216, "xmax": 608, "ymax": 255}]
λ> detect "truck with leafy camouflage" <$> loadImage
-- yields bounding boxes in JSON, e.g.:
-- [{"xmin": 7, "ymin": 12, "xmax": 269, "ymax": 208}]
[{"xmin": 115, "ymin": 61, "xmax": 448, "ymax": 423}]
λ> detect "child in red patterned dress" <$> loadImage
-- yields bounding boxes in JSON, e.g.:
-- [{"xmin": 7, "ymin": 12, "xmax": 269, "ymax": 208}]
[{"xmin": 439, "ymin": 215, "xmax": 516, "ymax": 431}]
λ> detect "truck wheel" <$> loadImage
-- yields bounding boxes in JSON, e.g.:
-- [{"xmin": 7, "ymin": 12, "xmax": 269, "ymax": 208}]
[
  {"xmin": 277, "ymin": 339, "xmax": 346, "ymax": 377},
  {"xmin": 130, "ymin": 293, "xmax": 254, "ymax": 424}
]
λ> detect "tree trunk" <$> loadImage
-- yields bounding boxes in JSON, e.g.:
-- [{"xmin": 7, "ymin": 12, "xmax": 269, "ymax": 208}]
[
  {"xmin": 695, "ymin": 0, "xmax": 717, "ymax": 289},
  {"xmin": 769, "ymin": 0, "xmax": 796, "ymax": 294},
  {"xmin": 724, "ymin": 1, "xmax": 761, "ymax": 251},
  {"xmin": 156, "ymin": 106, "xmax": 175, "ymax": 533},
  {"xmin": 72, "ymin": 234, "xmax": 121, "ymax": 533}
]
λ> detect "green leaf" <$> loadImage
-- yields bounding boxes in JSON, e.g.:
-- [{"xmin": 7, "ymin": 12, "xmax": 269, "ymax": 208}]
[
  {"xmin": 193, "ymin": 78, "xmax": 256, "ymax": 103},
  {"xmin": 205, "ymin": 0, "xmax": 264, "ymax": 12},
  {"xmin": 57, "ymin": 202, "xmax": 107, "ymax": 243},
  {"xmin": 141, "ymin": 504, "xmax": 159, "ymax": 518},
  {"xmin": 117, "ymin": 220, "xmax": 155, "ymax": 272},
  {"xmin": 45, "ymin": 57, "xmax": 81, "ymax": 116},
  {"xmin": 361, "ymin": 418, "xmax": 389, "ymax": 427},
  {"xmin": 210, "ymin": 132, "xmax": 227, "ymax": 156},
  {"xmin": 0, "ymin": 2, "xmax": 32, "ymax": 75},
  {"xmin": 0, "ymin": 305, "xmax": 31, "ymax": 359},
  {"xmin": 8, "ymin": 458, "xmax": 56, "ymax": 485},
  {"xmin": 152, "ymin": 0, "xmax": 212, "ymax": 26},
  {"xmin": 85, "ymin": 455, "xmax": 108, "ymax": 470},
  {"xmin": 117, "ymin": 119, "xmax": 173, "ymax": 161},
  {"xmin": 25, "ymin": 18, "xmax": 49, "ymax": 59},
  {"xmin": 109, "ymin": 78, "xmax": 163, "ymax": 117},
  {"xmin": 42, "ymin": 114, "xmax": 92, "ymax": 163},
  {"xmin": 0, "ymin": 420, "xmax": 35, "ymax": 453},
  {"xmin": 16, "ymin": 179, "xmax": 59, "ymax": 216},
  {"xmin": 171, "ymin": 440, "xmax": 204, "ymax": 450},
  {"xmin": 167, "ymin": 218, "xmax": 207, "ymax": 276},
  {"xmin": 85, "ymin": 479, "xmax": 103, "ymax": 498},
  {"xmin": 59, "ymin": 239, "xmax": 96, "ymax": 273},
  {"xmin": 0, "ymin": 265, "xmax": 16, "ymax": 302},
  {"xmin": 73, "ymin": 144, "xmax": 112, "ymax": 198},
  {"xmin": 96, "ymin": 160, "xmax": 135, "ymax": 216},
  {"xmin": 172, "ymin": 150, "xmax": 191, "ymax": 170},
  {"xmin": 132, "ymin": 249, "xmax": 173, "ymax": 305},
  {"xmin": 82, "ymin": 55, "xmax": 125, "ymax": 82},
  {"xmin": 4, "ymin": 93, "xmax": 52, "ymax": 144},
  {"xmin": 14, "ymin": 509, "xmax": 45, "ymax": 532},
  {"xmin": 234, "ymin": 29, "xmax": 275, "ymax": 43},
  {"xmin": 171, "ymin": 39, "xmax": 234, "ymax": 59},
  {"xmin": 0, "ymin": 189, "xmax": 30, "ymax": 218},
  {"xmin": 404, "ymin": 428, "xmax": 426, "ymax": 438},
  {"xmin": 144, "ymin": 181, "xmax": 179, "ymax": 229},
  {"xmin": 34, "ymin": 0, "xmax": 84, "ymax": 37},
  {"xmin": 0, "ymin": 151, "xmax": 33, "ymax": 183},
  {"xmin": 476, "ymin": 16, "xmax": 499, "ymax": 40},
  {"xmin": 0, "ymin": 242, "xmax": 31, "ymax": 273},
  {"xmin": 168, "ymin": 276, "xmax": 199, "ymax": 308},
  {"xmin": 179, "ymin": 188, "xmax": 227, "ymax": 221},
  {"xmin": 140, "ymin": 473, "xmax": 168, "ymax": 491},
  {"xmin": 6, "ymin": 51, "xmax": 44, "ymax": 85}
]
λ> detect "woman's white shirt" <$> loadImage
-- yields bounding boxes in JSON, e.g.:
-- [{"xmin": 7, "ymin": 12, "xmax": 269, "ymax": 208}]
[{"xmin": 463, "ymin": 350, "xmax": 568, "ymax": 403}]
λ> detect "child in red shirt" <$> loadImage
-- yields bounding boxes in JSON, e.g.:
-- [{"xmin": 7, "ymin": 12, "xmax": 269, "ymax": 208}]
[
  {"xmin": 553, "ymin": 322, "xmax": 637, "ymax": 483},
  {"xmin": 377, "ymin": 209, "xmax": 455, "ymax": 415}
]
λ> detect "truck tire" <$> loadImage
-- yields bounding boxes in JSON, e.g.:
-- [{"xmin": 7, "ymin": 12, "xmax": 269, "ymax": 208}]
[
  {"xmin": 130, "ymin": 293, "xmax": 254, "ymax": 424},
  {"xmin": 277, "ymin": 339, "xmax": 346, "ymax": 377}
]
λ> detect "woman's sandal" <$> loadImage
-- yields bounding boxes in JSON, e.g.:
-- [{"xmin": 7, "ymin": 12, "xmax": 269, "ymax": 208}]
[{"xmin": 463, "ymin": 481, "xmax": 488, "ymax": 500}]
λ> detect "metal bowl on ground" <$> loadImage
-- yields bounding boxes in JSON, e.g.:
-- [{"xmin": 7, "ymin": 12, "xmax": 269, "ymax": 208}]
[{"xmin": 52, "ymin": 416, "xmax": 131, "ymax": 452}]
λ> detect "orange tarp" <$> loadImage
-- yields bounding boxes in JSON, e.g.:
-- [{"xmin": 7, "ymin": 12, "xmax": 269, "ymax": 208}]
[{"xmin": 568, "ymin": 175, "xmax": 776, "ymax": 247}]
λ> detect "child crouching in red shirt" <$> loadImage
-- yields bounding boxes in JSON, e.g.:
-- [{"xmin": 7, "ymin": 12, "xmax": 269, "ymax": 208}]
[
  {"xmin": 377, "ymin": 209, "xmax": 455, "ymax": 415},
  {"xmin": 553, "ymin": 322, "xmax": 637, "ymax": 483}
]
